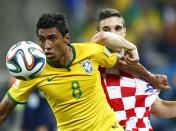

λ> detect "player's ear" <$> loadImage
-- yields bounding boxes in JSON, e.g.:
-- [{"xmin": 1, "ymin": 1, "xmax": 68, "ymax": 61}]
[{"xmin": 64, "ymin": 33, "xmax": 71, "ymax": 44}]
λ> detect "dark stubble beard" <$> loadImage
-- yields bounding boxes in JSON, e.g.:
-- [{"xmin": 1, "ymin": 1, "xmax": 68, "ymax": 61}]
[{"xmin": 47, "ymin": 45, "xmax": 68, "ymax": 68}]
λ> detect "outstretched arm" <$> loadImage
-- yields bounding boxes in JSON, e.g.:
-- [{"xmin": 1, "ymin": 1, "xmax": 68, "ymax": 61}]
[
  {"xmin": 91, "ymin": 31, "xmax": 139, "ymax": 63},
  {"xmin": 118, "ymin": 60, "xmax": 170, "ymax": 90},
  {"xmin": 0, "ymin": 95, "xmax": 17, "ymax": 126},
  {"xmin": 91, "ymin": 31, "xmax": 170, "ymax": 90},
  {"xmin": 151, "ymin": 97, "xmax": 176, "ymax": 118}
]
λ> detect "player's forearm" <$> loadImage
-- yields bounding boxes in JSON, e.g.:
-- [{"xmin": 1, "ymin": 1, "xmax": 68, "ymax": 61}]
[
  {"xmin": 103, "ymin": 32, "xmax": 137, "ymax": 51},
  {"xmin": 120, "ymin": 62, "xmax": 170, "ymax": 90},
  {"xmin": 119, "ymin": 62, "xmax": 153, "ymax": 83},
  {"xmin": 0, "ymin": 104, "xmax": 8, "ymax": 126},
  {"xmin": 158, "ymin": 101, "xmax": 176, "ymax": 118},
  {"xmin": 0, "ymin": 95, "xmax": 16, "ymax": 126},
  {"xmin": 152, "ymin": 98, "xmax": 176, "ymax": 118},
  {"xmin": 92, "ymin": 32, "xmax": 139, "ymax": 62},
  {"xmin": 133, "ymin": 63, "xmax": 154, "ymax": 83},
  {"xmin": 92, "ymin": 32, "xmax": 137, "ymax": 51}
]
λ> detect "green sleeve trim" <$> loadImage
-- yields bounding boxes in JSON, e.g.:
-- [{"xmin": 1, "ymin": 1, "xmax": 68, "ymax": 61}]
[
  {"xmin": 7, "ymin": 92, "xmax": 27, "ymax": 104},
  {"xmin": 107, "ymin": 47, "xmax": 113, "ymax": 52}
]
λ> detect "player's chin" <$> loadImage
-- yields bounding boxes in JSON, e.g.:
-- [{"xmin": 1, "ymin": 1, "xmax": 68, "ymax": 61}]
[
  {"xmin": 46, "ymin": 59, "xmax": 61, "ymax": 68},
  {"xmin": 46, "ymin": 58, "xmax": 55, "ymax": 64}
]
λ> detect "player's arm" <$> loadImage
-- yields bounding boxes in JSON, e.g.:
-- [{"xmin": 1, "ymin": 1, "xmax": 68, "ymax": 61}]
[
  {"xmin": 0, "ymin": 95, "xmax": 17, "ymax": 126},
  {"xmin": 91, "ymin": 32, "xmax": 170, "ymax": 90},
  {"xmin": 91, "ymin": 31, "xmax": 139, "ymax": 63},
  {"xmin": 151, "ymin": 97, "xmax": 176, "ymax": 118},
  {"xmin": 118, "ymin": 60, "xmax": 170, "ymax": 90}
]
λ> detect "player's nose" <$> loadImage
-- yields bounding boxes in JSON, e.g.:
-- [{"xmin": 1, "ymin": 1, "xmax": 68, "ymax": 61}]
[{"xmin": 44, "ymin": 40, "xmax": 52, "ymax": 52}]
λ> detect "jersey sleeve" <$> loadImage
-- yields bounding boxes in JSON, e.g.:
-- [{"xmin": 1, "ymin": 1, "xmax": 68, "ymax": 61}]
[
  {"xmin": 8, "ymin": 79, "xmax": 37, "ymax": 104},
  {"xmin": 92, "ymin": 43, "xmax": 119, "ymax": 68}
]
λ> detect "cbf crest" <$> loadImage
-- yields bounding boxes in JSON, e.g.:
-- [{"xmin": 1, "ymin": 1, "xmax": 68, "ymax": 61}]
[{"xmin": 82, "ymin": 60, "xmax": 93, "ymax": 73}]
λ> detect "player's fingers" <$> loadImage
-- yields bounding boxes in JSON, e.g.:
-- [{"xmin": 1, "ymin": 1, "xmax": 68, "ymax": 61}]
[
  {"xmin": 124, "ymin": 56, "xmax": 138, "ymax": 64},
  {"xmin": 127, "ymin": 57, "xmax": 139, "ymax": 63},
  {"xmin": 161, "ymin": 85, "xmax": 171, "ymax": 90},
  {"xmin": 163, "ymin": 78, "xmax": 169, "ymax": 85},
  {"xmin": 118, "ymin": 60, "xmax": 128, "ymax": 68},
  {"xmin": 161, "ymin": 76, "xmax": 170, "ymax": 86},
  {"xmin": 118, "ymin": 59, "xmax": 127, "ymax": 65},
  {"xmin": 126, "ymin": 50, "xmax": 139, "ymax": 62},
  {"xmin": 155, "ymin": 74, "xmax": 169, "ymax": 85}
]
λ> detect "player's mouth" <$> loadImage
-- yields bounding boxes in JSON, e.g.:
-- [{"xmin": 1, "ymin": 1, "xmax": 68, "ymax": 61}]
[{"xmin": 45, "ymin": 52, "xmax": 55, "ymax": 59}]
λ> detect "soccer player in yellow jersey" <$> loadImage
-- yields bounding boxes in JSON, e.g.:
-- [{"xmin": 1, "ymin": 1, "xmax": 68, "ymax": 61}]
[{"xmin": 0, "ymin": 13, "xmax": 139, "ymax": 131}]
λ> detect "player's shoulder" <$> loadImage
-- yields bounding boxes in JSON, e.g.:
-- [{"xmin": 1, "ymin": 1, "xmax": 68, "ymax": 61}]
[
  {"xmin": 71, "ymin": 42, "xmax": 106, "ymax": 56},
  {"xmin": 71, "ymin": 42, "xmax": 104, "ymax": 49}
]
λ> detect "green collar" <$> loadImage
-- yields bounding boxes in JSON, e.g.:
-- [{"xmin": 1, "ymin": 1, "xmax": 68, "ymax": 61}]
[
  {"xmin": 65, "ymin": 44, "xmax": 76, "ymax": 71},
  {"xmin": 48, "ymin": 44, "xmax": 76, "ymax": 71}
]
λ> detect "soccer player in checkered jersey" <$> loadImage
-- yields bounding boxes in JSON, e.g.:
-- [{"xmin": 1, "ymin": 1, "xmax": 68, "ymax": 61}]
[{"xmin": 93, "ymin": 8, "xmax": 176, "ymax": 131}]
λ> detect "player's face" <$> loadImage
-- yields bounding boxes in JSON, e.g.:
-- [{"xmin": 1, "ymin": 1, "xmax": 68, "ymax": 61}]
[
  {"xmin": 37, "ymin": 27, "xmax": 70, "ymax": 66},
  {"xmin": 99, "ymin": 16, "xmax": 126, "ymax": 37}
]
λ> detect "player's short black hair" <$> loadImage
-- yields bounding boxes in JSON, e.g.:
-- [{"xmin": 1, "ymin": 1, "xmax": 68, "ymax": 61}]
[
  {"xmin": 36, "ymin": 13, "xmax": 69, "ymax": 37},
  {"xmin": 96, "ymin": 8, "xmax": 126, "ymax": 31}
]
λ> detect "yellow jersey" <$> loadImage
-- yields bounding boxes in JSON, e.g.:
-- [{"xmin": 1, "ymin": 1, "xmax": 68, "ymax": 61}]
[{"xmin": 8, "ymin": 42, "xmax": 123, "ymax": 131}]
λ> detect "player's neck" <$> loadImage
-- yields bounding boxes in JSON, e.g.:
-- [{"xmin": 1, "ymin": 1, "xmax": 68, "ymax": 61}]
[{"xmin": 61, "ymin": 45, "xmax": 73, "ymax": 67}]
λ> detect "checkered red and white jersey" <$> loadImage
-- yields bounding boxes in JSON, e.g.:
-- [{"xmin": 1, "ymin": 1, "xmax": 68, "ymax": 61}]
[{"xmin": 100, "ymin": 68, "xmax": 160, "ymax": 131}]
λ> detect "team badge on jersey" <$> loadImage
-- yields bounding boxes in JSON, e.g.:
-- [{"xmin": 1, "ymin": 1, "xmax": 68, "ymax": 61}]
[{"xmin": 82, "ymin": 60, "xmax": 93, "ymax": 73}]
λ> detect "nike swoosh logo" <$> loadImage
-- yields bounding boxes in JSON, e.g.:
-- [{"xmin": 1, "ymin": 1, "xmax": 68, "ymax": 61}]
[
  {"xmin": 47, "ymin": 76, "xmax": 56, "ymax": 82},
  {"xmin": 112, "ymin": 125, "xmax": 119, "ymax": 129}
]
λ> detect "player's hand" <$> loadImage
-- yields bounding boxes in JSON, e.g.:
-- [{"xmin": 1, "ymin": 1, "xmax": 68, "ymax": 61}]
[
  {"xmin": 118, "ymin": 52, "xmax": 139, "ymax": 67},
  {"xmin": 125, "ymin": 50, "xmax": 139, "ymax": 63},
  {"xmin": 148, "ymin": 74, "xmax": 170, "ymax": 90}
]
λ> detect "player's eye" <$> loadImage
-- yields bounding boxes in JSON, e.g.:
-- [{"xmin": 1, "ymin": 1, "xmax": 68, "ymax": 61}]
[
  {"xmin": 48, "ymin": 35, "xmax": 57, "ymax": 41},
  {"xmin": 38, "ymin": 37, "xmax": 45, "ymax": 43},
  {"xmin": 115, "ymin": 26, "xmax": 123, "ymax": 31},
  {"xmin": 102, "ymin": 27, "xmax": 110, "ymax": 32}
]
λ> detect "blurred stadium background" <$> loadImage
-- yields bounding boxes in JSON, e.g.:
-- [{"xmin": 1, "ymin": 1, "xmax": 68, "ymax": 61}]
[{"xmin": 0, "ymin": 0, "xmax": 176, "ymax": 131}]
